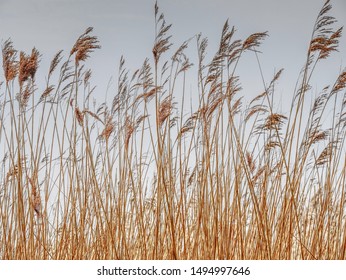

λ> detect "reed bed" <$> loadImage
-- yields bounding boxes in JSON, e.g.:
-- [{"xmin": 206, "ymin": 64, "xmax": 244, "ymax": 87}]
[{"xmin": 0, "ymin": 0, "xmax": 346, "ymax": 259}]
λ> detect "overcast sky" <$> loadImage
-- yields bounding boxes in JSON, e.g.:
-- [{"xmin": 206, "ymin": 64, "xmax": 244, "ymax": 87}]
[{"xmin": 0, "ymin": 0, "xmax": 345, "ymax": 110}]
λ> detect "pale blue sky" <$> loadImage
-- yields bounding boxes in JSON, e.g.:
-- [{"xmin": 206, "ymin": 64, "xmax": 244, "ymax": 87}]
[{"xmin": 0, "ymin": 0, "xmax": 345, "ymax": 109}]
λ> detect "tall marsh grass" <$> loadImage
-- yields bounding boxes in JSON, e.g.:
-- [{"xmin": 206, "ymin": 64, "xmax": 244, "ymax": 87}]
[{"xmin": 1, "ymin": 0, "xmax": 346, "ymax": 259}]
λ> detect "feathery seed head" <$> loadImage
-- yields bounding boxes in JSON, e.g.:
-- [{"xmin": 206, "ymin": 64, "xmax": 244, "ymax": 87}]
[
  {"xmin": 2, "ymin": 39, "xmax": 18, "ymax": 82},
  {"xmin": 70, "ymin": 27, "xmax": 100, "ymax": 65}
]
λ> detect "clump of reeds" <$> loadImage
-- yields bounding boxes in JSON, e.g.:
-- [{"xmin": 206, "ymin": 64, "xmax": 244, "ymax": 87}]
[{"xmin": 0, "ymin": 0, "xmax": 345, "ymax": 260}]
